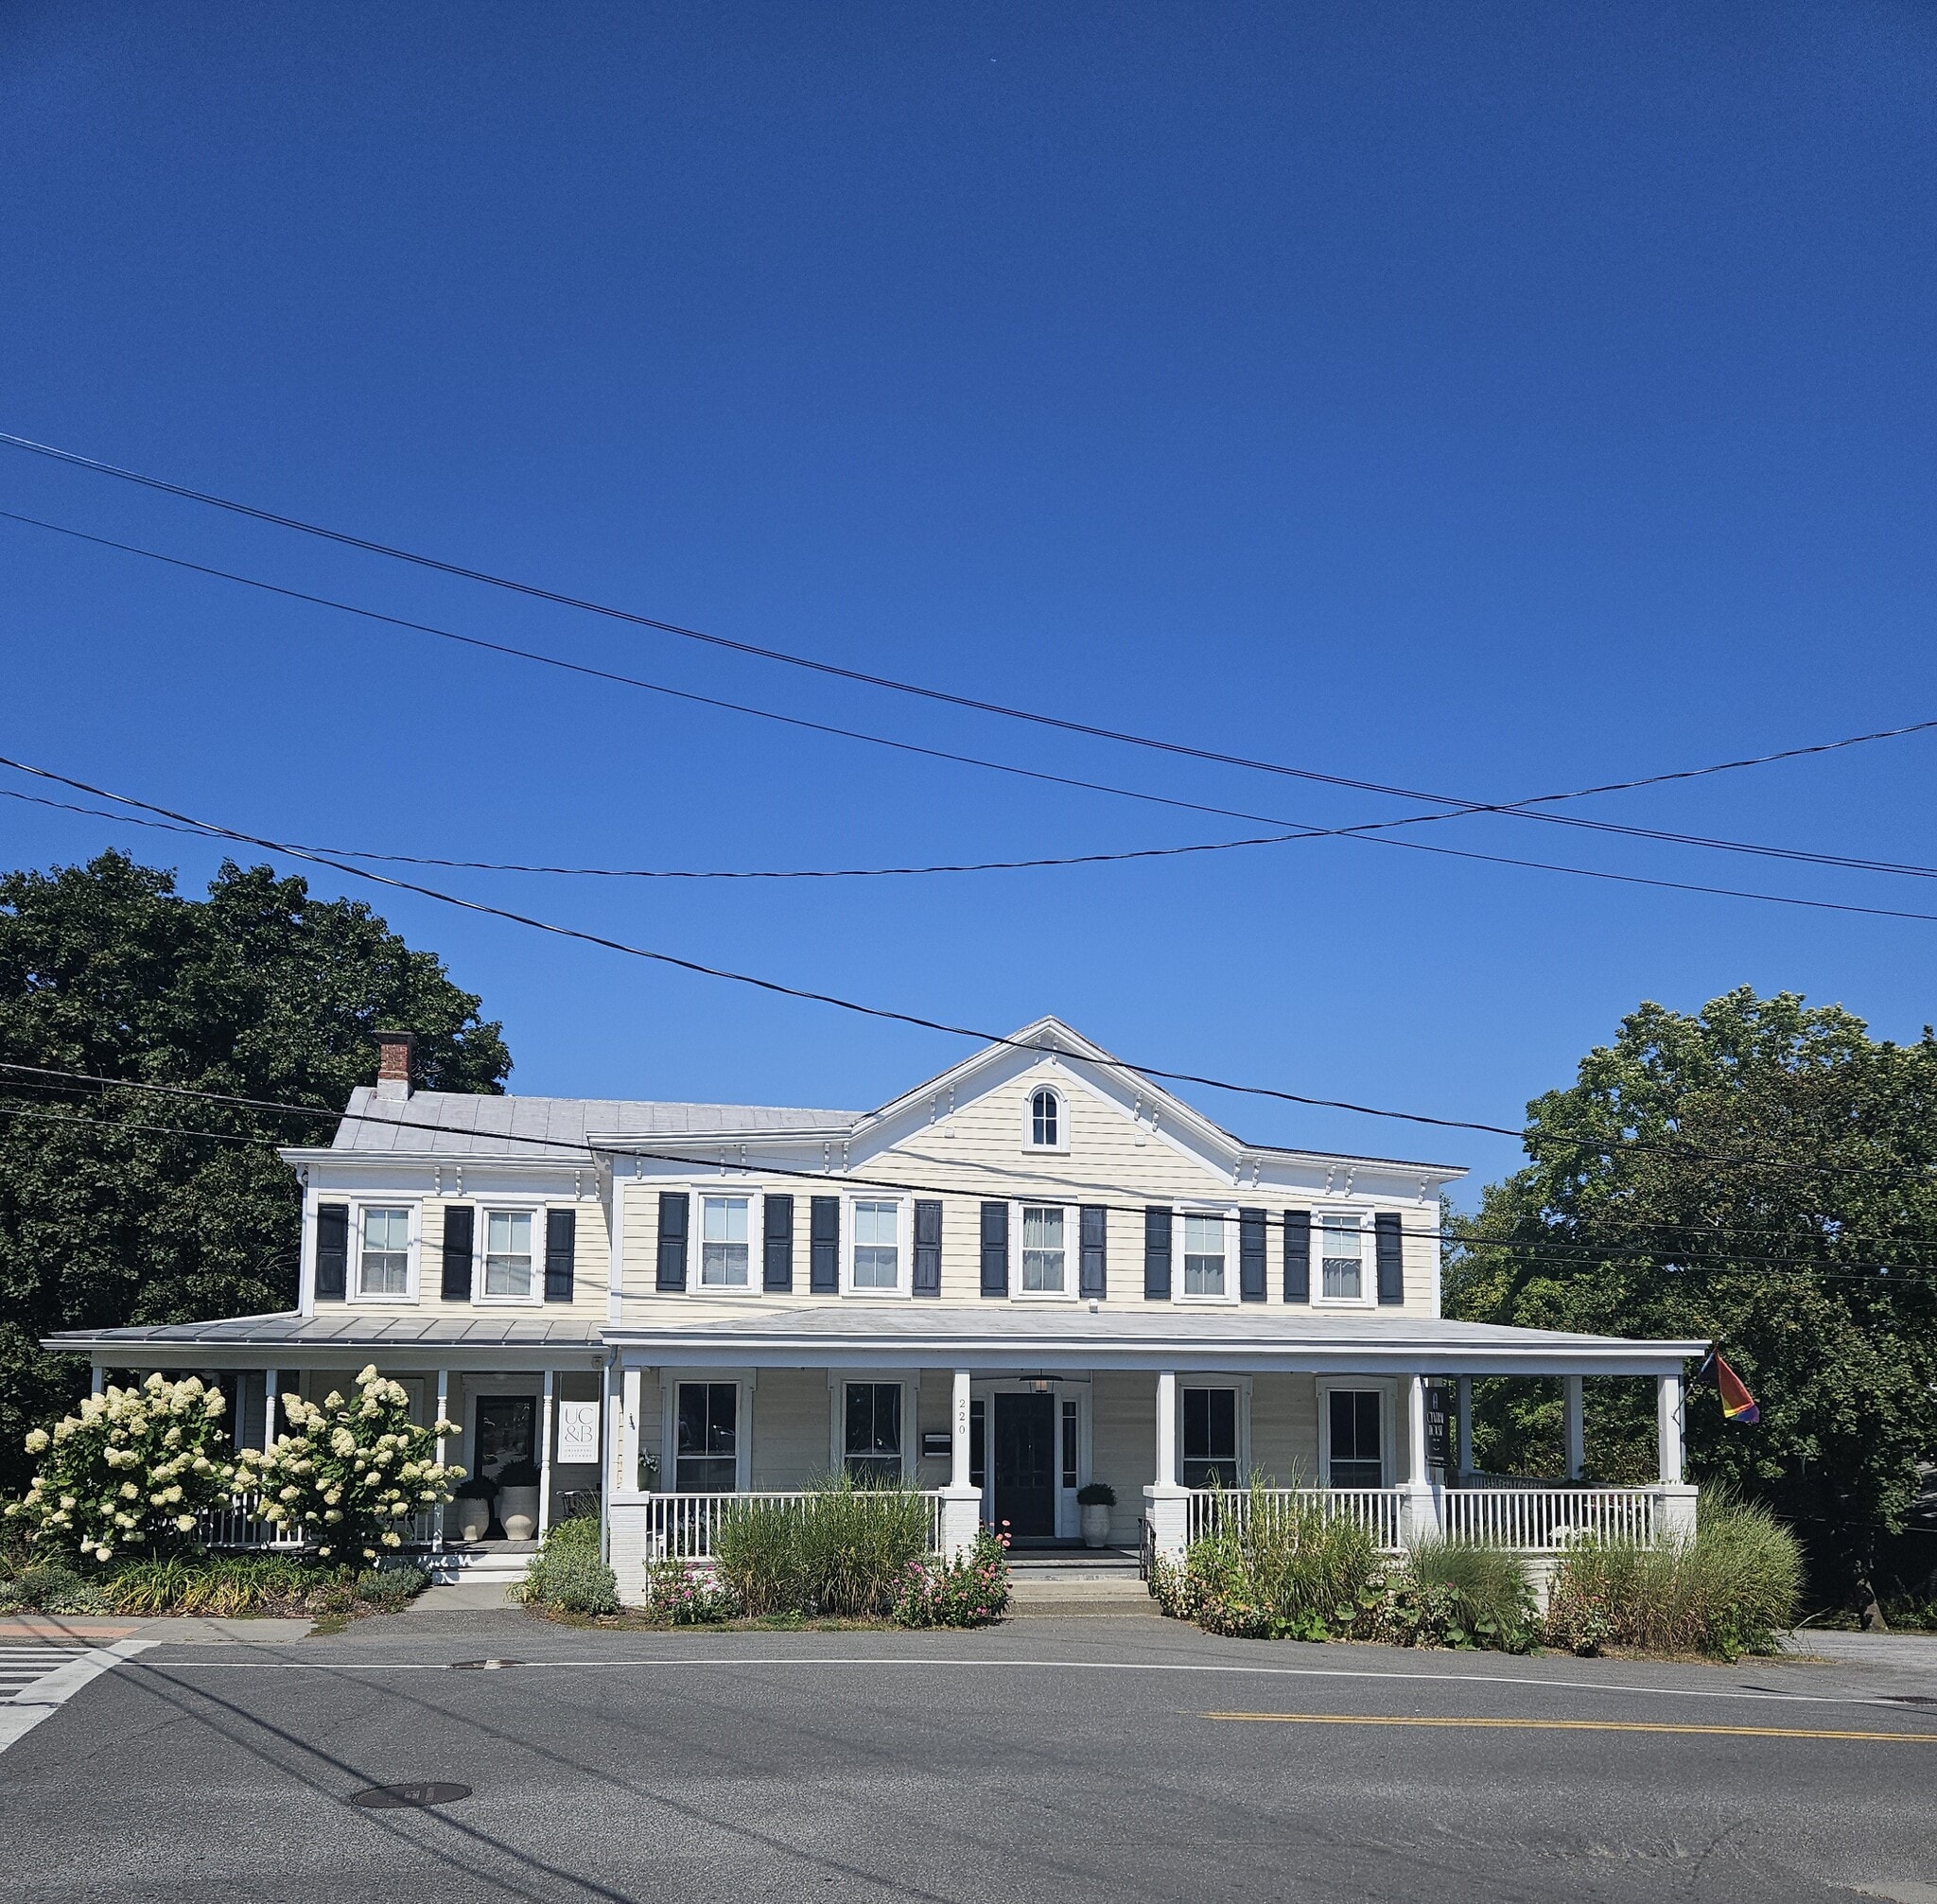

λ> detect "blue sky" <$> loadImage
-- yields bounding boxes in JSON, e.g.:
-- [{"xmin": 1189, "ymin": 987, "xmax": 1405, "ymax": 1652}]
[{"xmin": 1, "ymin": 3, "xmax": 1932, "ymax": 1200}]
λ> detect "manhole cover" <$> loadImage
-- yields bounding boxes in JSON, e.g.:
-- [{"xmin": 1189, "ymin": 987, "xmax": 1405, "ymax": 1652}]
[
  {"xmin": 449, "ymin": 1659, "xmax": 522, "ymax": 1671},
  {"xmin": 350, "ymin": 1782, "xmax": 472, "ymax": 1809}
]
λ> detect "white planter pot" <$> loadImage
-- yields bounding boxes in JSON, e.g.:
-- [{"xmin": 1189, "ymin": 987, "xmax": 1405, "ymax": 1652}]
[
  {"xmin": 498, "ymin": 1486, "xmax": 540, "ymax": 1542},
  {"xmin": 1080, "ymin": 1503, "xmax": 1112, "ymax": 1548},
  {"xmin": 453, "ymin": 1499, "xmax": 491, "ymax": 1545}
]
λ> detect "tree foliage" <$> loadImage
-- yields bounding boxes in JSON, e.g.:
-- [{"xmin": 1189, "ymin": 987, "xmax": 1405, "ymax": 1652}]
[
  {"xmin": 0, "ymin": 852, "xmax": 511, "ymax": 1493},
  {"xmin": 1444, "ymin": 987, "xmax": 1937, "ymax": 1600}
]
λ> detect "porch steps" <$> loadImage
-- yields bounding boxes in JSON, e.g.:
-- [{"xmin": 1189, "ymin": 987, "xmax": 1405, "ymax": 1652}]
[
  {"xmin": 1005, "ymin": 1548, "xmax": 1158, "ymax": 1617},
  {"xmin": 426, "ymin": 1541, "xmax": 536, "ymax": 1588}
]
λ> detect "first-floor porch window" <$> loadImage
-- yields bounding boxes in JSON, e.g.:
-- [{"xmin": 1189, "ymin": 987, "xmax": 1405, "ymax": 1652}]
[
  {"xmin": 1328, "ymin": 1389, "xmax": 1383, "ymax": 1488},
  {"xmin": 1181, "ymin": 1386, "xmax": 1238, "ymax": 1488},
  {"xmin": 675, "ymin": 1381, "xmax": 739, "ymax": 1492},
  {"xmin": 844, "ymin": 1382, "xmax": 902, "ymax": 1484}
]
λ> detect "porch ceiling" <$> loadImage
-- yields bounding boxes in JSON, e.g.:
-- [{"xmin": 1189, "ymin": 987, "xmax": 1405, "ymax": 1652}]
[{"xmin": 605, "ymin": 1305, "xmax": 1705, "ymax": 1376}]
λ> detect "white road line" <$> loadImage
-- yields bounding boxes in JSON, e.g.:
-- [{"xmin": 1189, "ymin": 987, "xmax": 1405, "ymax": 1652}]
[
  {"xmin": 0, "ymin": 1640, "xmax": 154, "ymax": 1756},
  {"xmin": 138, "ymin": 1651, "xmax": 1931, "ymax": 1711}
]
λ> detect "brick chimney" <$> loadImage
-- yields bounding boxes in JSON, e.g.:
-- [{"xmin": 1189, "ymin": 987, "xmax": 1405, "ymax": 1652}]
[{"xmin": 374, "ymin": 1029, "xmax": 416, "ymax": 1101}]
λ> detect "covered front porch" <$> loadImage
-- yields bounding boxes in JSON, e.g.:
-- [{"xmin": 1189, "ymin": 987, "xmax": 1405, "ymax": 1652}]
[{"xmin": 604, "ymin": 1308, "xmax": 1706, "ymax": 1600}]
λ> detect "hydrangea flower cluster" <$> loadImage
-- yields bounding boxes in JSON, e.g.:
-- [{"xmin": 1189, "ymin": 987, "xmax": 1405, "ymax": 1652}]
[
  {"xmin": 6, "ymin": 1372, "xmax": 237, "ymax": 1564},
  {"xmin": 236, "ymin": 1365, "xmax": 462, "ymax": 1566}
]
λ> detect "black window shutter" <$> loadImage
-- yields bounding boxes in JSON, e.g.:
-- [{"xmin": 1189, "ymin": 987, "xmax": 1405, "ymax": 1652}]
[
  {"xmin": 545, "ymin": 1207, "xmax": 576, "ymax": 1302},
  {"xmin": 1143, "ymin": 1207, "xmax": 1172, "ymax": 1301},
  {"xmin": 655, "ymin": 1192, "xmax": 690, "ymax": 1292},
  {"xmin": 763, "ymin": 1194, "xmax": 794, "ymax": 1292},
  {"xmin": 1283, "ymin": 1210, "xmax": 1311, "ymax": 1303},
  {"xmin": 979, "ymin": 1201, "xmax": 1009, "ymax": 1297},
  {"xmin": 315, "ymin": 1202, "xmax": 349, "ymax": 1302},
  {"xmin": 441, "ymin": 1205, "xmax": 475, "ymax": 1301},
  {"xmin": 810, "ymin": 1197, "xmax": 841, "ymax": 1293},
  {"xmin": 1375, "ymin": 1211, "xmax": 1405, "ymax": 1304},
  {"xmin": 913, "ymin": 1199, "xmax": 943, "ymax": 1297},
  {"xmin": 1239, "ymin": 1208, "xmax": 1267, "ymax": 1302},
  {"xmin": 1079, "ymin": 1205, "xmax": 1108, "ymax": 1300}
]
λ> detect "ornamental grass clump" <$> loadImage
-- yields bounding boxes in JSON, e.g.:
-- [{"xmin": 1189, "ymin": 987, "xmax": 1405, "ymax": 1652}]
[
  {"xmin": 236, "ymin": 1365, "xmax": 462, "ymax": 1569},
  {"xmin": 1184, "ymin": 1481, "xmax": 1382, "ymax": 1640},
  {"xmin": 6, "ymin": 1373, "xmax": 237, "ymax": 1564},
  {"xmin": 1398, "ymin": 1536, "xmax": 1539, "ymax": 1651},
  {"xmin": 793, "ymin": 1476, "xmax": 932, "ymax": 1618},
  {"xmin": 714, "ymin": 1497, "xmax": 807, "ymax": 1617},
  {"xmin": 1544, "ymin": 1492, "xmax": 1801, "ymax": 1660}
]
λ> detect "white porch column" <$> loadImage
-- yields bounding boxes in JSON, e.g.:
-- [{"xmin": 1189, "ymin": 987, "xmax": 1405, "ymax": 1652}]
[
  {"xmin": 939, "ymin": 1369, "xmax": 980, "ymax": 1559},
  {"xmin": 620, "ymin": 1365, "xmax": 643, "ymax": 1494},
  {"xmin": 1399, "ymin": 1375, "xmax": 1440, "ymax": 1547},
  {"xmin": 1455, "ymin": 1375, "xmax": 1473, "ymax": 1478},
  {"xmin": 263, "ymin": 1369, "xmax": 279, "ymax": 1453},
  {"xmin": 1143, "ymin": 1369, "xmax": 1188, "ymax": 1563},
  {"xmin": 91, "ymin": 1362, "xmax": 104, "ymax": 1399},
  {"xmin": 432, "ymin": 1369, "xmax": 449, "ymax": 1556},
  {"xmin": 1653, "ymin": 1370, "xmax": 1698, "ymax": 1540},
  {"xmin": 1563, "ymin": 1375, "xmax": 1585, "ymax": 1481},
  {"xmin": 537, "ymin": 1369, "xmax": 556, "ymax": 1540}
]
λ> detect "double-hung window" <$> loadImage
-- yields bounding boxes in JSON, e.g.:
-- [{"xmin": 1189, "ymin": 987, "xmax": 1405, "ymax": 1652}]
[
  {"xmin": 1021, "ymin": 1205, "xmax": 1066, "ymax": 1293},
  {"xmin": 843, "ymin": 1382, "xmax": 902, "ymax": 1484},
  {"xmin": 674, "ymin": 1382, "xmax": 738, "ymax": 1492},
  {"xmin": 1320, "ymin": 1215, "xmax": 1363, "ymax": 1301},
  {"xmin": 701, "ymin": 1197, "xmax": 750, "ymax": 1288},
  {"xmin": 1181, "ymin": 1387, "xmax": 1239, "ymax": 1488},
  {"xmin": 852, "ymin": 1201, "xmax": 899, "ymax": 1290},
  {"xmin": 483, "ymin": 1210, "xmax": 533, "ymax": 1298},
  {"xmin": 1328, "ymin": 1389, "xmax": 1383, "ymax": 1488},
  {"xmin": 358, "ymin": 1207, "xmax": 410, "ymax": 1296},
  {"xmin": 1182, "ymin": 1214, "xmax": 1227, "ymax": 1297}
]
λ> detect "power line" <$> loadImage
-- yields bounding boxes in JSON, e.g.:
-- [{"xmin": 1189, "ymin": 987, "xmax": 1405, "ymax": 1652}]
[
  {"xmin": 7, "ymin": 498, "xmax": 1937, "ymax": 890},
  {"xmin": 6, "ymin": 431, "xmax": 1936, "ymax": 847},
  {"xmin": 4, "ymin": 1072, "xmax": 1933, "ymax": 1283},
  {"xmin": 12, "ymin": 775, "xmax": 1937, "ymax": 929}
]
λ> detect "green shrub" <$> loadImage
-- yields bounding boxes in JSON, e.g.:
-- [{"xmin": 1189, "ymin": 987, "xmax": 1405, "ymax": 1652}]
[
  {"xmin": 1185, "ymin": 1481, "xmax": 1381, "ymax": 1640},
  {"xmin": 0, "ymin": 1561, "xmax": 114, "ymax": 1615},
  {"xmin": 516, "ymin": 1511, "xmax": 620, "ymax": 1616},
  {"xmin": 894, "ymin": 1529, "xmax": 1010, "ymax": 1627},
  {"xmin": 1404, "ymin": 1537, "xmax": 1539, "ymax": 1651},
  {"xmin": 714, "ymin": 1499, "xmax": 807, "ymax": 1617},
  {"xmin": 110, "ymin": 1552, "xmax": 321, "ymax": 1615},
  {"xmin": 792, "ymin": 1477, "xmax": 931, "ymax": 1619},
  {"xmin": 357, "ymin": 1563, "xmax": 431, "ymax": 1612},
  {"xmin": 1075, "ymin": 1482, "xmax": 1116, "ymax": 1509},
  {"xmin": 1545, "ymin": 1492, "xmax": 1802, "ymax": 1660}
]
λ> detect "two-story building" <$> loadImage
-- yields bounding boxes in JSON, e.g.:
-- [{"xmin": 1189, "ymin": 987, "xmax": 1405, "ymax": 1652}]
[{"xmin": 46, "ymin": 1020, "xmax": 1704, "ymax": 1597}]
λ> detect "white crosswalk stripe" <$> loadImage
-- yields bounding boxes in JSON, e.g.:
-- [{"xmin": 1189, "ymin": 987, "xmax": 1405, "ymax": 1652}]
[{"xmin": 0, "ymin": 1638, "xmax": 154, "ymax": 1755}]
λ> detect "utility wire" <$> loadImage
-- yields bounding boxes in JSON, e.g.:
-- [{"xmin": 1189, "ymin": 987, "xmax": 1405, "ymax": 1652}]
[
  {"xmin": 4, "ymin": 1073, "xmax": 1932, "ymax": 1283},
  {"xmin": 12, "ymin": 776, "xmax": 1937, "ymax": 929},
  {"xmin": 7, "ymin": 509, "xmax": 1937, "ymax": 894},
  {"xmin": 6, "ymin": 431, "xmax": 1936, "ymax": 847}
]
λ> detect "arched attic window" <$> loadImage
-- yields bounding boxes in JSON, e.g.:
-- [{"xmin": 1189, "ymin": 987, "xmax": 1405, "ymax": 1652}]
[{"xmin": 1029, "ymin": 1087, "xmax": 1061, "ymax": 1148}]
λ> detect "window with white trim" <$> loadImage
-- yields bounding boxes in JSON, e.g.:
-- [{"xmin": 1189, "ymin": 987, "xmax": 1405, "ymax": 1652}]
[
  {"xmin": 1328, "ymin": 1389, "xmax": 1383, "ymax": 1488},
  {"xmin": 1320, "ymin": 1215, "xmax": 1363, "ymax": 1301},
  {"xmin": 483, "ymin": 1209, "xmax": 533, "ymax": 1298},
  {"xmin": 1021, "ymin": 1205, "xmax": 1066, "ymax": 1293},
  {"xmin": 1029, "ymin": 1087, "xmax": 1060, "ymax": 1148},
  {"xmin": 701, "ymin": 1196, "xmax": 751, "ymax": 1287},
  {"xmin": 852, "ymin": 1200, "xmax": 900, "ymax": 1289},
  {"xmin": 1182, "ymin": 1213, "xmax": 1226, "ymax": 1296},
  {"xmin": 674, "ymin": 1381, "xmax": 738, "ymax": 1492},
  {"xmin": 1181, "ymin": 1387, "xmax": 1239, "ymax": 1488},
  {"xmin": 358, "ymin": 1206, "xmax": 410, "ymax": 1296},
  {"xmin": 843, "ymin": 1382, "xmax": 902, "ymax": 1484}
]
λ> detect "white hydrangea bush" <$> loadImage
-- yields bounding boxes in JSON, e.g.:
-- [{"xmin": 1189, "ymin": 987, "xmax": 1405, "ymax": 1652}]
[
  {"xmin": 237, "ymin": 1365, "xmax": 462, "ymax": 1566},
  {"xmin": 6, "ymin": 1373, "xmax": 238, "ymax": 1564}
]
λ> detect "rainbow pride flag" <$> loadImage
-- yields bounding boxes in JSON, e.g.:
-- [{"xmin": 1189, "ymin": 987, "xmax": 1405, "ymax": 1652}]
[{"xmin": 1712, "ymin": 1353, "xmax": 1760, "ymax": 1425}]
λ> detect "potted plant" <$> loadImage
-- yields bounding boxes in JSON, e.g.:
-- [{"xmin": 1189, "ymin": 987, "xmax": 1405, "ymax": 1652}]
[
  {"xmin": 1076, "ymin": 1481, "xmax": 1116, "ymax": 1548},
  {"xmin": 496, "ymin": 1459, "xmax": 542, "ymax": 1541},
  {"xmin": 451, "ymin": 1473, "xmax": 497, "ymax": 1546}
]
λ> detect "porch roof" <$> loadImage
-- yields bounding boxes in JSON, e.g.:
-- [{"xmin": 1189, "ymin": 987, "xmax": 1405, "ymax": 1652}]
[
  {"xmin": 605, "ymin": 1305, "xmax": 1706, "ymax": 1376},
  {"xmin": 41, "ymin": 1311, "xmax": 604, "ymax": 1371}
]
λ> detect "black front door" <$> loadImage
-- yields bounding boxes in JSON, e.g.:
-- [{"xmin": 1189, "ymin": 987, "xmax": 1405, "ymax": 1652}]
[{"xmin": 993, "ymin": 1392, "xmax": 1056, "ymax": 1538}]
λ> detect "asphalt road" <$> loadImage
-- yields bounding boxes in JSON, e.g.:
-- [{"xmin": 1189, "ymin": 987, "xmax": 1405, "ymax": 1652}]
[{"xmin": 4, "ymin": 1610, "xmax": 1936, "ymax": 1904}]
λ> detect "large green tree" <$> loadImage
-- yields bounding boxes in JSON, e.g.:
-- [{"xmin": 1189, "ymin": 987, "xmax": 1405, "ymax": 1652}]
[
  {"xmin": 1445, "ymin": 987, "xmax": 1937, "ymax": 1605},
  {"xmin": 0, "ymin": 852, "xmax": 510, "ymax": 1493}
]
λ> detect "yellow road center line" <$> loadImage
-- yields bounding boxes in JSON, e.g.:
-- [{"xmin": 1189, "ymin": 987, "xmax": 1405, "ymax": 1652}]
[{"xmin": 1200, "ymin": 1712, "xmax": 1937, "ymax": 1743}]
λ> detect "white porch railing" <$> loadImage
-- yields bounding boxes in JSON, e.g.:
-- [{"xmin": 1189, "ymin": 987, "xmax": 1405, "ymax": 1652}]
[
  {"xmin": 1187, "ymin": 1488, "xmax": 1406, "ymax": 1552},
  {"xmin": 1441, "ymin": 1487, "xmax": 1656, "ymax": 1551},
  {"xmin": 639, "ymin": 1491, "xmax": 949, "ymax": 1563},
  {"xmin": 201, "ymin": 1494, "xmax": 440, "ymax": 1553}
]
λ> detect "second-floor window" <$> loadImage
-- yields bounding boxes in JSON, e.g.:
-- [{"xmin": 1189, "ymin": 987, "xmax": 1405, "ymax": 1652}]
[
  {"xmin": 1321, "ymin": 1216, "xmax": 1363, "ymax": 1300},
  {"xmin": 1182, "ymin": 1214, "xmax": 1226, "ymax": 1296},
  {"xmin": 358, "ymin": 1207, "xmax": 410, "ymax": 1296},
  {"xmin": 484, "ymin": 1209, "xmax": 533, "ymax": 1298},
  {"xmin": 853, "ymin": 1200, "xmax": 899, "ymax": 1289},
  {"xmin": 1021, "ymin": 1205, "xmax": 1066, "ymax": 1292},
  {"xmin": 701, "ymin": 1197, "xmax": 750, "ymax": 1287}
]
